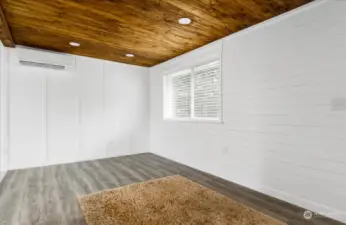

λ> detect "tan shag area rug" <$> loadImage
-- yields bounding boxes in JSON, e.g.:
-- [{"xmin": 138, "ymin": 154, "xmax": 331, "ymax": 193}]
[{"xmin": 79, "ymin": 175, "xmax": 285, "ymax": 225}]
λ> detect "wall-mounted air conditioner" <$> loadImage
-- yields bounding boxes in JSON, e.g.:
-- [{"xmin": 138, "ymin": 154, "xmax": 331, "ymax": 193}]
[{"xmin": 16, "ymin": 46, "xmax": 74, "ymax": 70}]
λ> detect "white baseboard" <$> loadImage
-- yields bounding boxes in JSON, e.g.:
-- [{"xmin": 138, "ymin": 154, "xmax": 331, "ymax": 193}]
[{"xmin": 260, "ymin": 186, "xmax": 346, "ymax": 224}]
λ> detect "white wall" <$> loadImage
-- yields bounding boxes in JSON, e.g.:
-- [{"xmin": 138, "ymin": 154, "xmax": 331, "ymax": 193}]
[
  {"xmin": 150, "ymin": 0, "xmax": 346, "ymax": 223},
  {"xmin": 6, "ymin": 48, "xmax": 149, "ymax": 169},
  {"xmin": 0, "ymin": 43, "xmax": 9, "ymax": 182}
]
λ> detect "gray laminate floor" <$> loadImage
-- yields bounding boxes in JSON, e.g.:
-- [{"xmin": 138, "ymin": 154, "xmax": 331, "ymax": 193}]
[{"xmin": 0, "ymin": 153, "xmax": 343, "ymax": 225}]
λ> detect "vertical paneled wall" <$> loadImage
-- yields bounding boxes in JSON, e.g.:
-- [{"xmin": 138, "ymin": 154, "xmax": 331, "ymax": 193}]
[
  {"xmin": 0, "ymin": 42, "xmax": 9, "ymax": 181},
  {"xmin": 0, "ymin": 43, "xmax": 3, "ymax": 178},
  {"xmin": 6, "ymin": 49, "xmax": 149, "ymax": 170},
  {"xmin": 150, "ymin": 0, "xmax": 346, "ymax": 223}
]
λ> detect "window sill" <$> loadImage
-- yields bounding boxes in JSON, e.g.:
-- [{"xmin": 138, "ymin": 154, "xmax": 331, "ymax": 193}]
[{"xmin": 163, "ymin": 118, "xmax": 223, "ymax": 124}]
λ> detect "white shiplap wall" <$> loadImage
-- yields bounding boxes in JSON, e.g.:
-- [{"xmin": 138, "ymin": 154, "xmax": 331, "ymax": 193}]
[
  {"xmin": 6, "ymin": 48, "xmax": 149, "ymax": 169},
  {"xmin": 0, "ymin": 43, "xmax": 9, "ymax": 182},
  {"xmin": 150, "ymin": 0, "xmax": 346, "ymax": 223}
]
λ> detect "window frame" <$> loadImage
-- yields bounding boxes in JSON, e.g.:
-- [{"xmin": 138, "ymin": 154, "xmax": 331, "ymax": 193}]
[{"xmin": 163, "ymin": 60, "xmax": 223, "ymax": 123}]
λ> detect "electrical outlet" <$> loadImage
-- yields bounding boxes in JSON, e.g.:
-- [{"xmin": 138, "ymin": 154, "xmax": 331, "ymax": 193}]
[
  {"xmin": 331, "ymin": 98, "xmax": 346, "ymax": 111},
  {"xmin": 222, "ymin": 147, "xmax": 229, "ymax": 154}
]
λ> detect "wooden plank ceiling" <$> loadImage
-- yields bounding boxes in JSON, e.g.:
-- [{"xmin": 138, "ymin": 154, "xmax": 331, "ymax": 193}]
[{"xmin": 1, "ymin": 0, "xmax": 312, "ymax": 67}]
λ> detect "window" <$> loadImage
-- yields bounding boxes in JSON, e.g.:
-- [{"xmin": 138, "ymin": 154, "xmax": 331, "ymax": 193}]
[{"xmin": 164, "ymin": 61, "xmax": 222, "ymax": 122}]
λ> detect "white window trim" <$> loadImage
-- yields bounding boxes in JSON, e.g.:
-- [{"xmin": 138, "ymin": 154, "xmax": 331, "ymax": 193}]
[{"xmin": 163, "ymin": 60, "xmax": 223, "ymax": 123}]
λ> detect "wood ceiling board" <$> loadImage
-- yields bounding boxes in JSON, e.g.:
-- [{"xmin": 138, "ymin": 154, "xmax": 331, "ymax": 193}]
[
  {"xmin": 2, "ymin": 0, "xmax": 312, "ymax": 67},
  {"xmin": 0, "ymin": 3, "xmax": 14, "ymax": 47}
]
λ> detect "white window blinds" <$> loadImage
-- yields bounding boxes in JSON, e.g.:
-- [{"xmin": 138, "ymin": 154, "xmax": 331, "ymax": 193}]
[
  {"xmin": 193, "ymin": 61, "xmax": 221, "ymax": 119},
  {"xmin": 164, "ymin": 60, "xmax": 221, "ymax": 122},
  {"xmin": 170, "ymin": 70, "xmax": 192, "ymax": 118}
]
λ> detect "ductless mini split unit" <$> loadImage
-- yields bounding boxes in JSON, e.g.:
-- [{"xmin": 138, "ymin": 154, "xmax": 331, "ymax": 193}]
[{"xmin": 16, "ymin": 46, "xmax": 74, "ymax": 70}]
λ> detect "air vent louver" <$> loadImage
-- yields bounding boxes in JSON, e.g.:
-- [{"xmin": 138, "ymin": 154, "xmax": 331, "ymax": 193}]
[{"xmin": 19, "ymin": 60, "xmax": 66, "ymax": 70}]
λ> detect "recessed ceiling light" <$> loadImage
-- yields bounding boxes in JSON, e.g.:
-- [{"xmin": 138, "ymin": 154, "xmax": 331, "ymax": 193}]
[
  {"xmin": 125, "ymin": 53, "xmax": 135, "ymax": 57},
  {"xmin": 69, "ymin": 42, "xmax": 80, "ymax": 47},
  {"xmin": 178, "ymin": 18, "xmax": 192, "ymax": 25}
]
